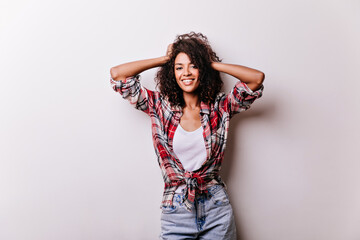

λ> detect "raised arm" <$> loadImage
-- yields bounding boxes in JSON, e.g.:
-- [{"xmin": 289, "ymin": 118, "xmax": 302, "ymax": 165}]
[
  {"xmin": 211, "ymin": 62, "xmax": 265, "ymax": 91},
  {"xmin": 110, "ymin": 44, "xmax": 172, "ymax": 81}
]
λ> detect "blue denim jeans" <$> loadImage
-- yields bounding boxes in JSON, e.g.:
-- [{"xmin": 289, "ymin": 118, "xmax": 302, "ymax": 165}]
[{"xmin": 160, "ymin": 184, "xmax": 236, "ymax": 240}]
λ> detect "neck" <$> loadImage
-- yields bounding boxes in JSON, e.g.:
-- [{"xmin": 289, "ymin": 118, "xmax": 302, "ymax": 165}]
[{"xmin": 183, "ymin": 92, "xmax": 200, "ymax": 110}]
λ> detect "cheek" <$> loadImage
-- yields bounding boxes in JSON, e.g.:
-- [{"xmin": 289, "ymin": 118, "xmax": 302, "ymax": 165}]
[
  {"xmin": 194, "ymin": 70, "xmax": 200, "ymax": 78},
  {"xmin": 174, "ymin": 71, "xmax": 180, "ymax": 80}
]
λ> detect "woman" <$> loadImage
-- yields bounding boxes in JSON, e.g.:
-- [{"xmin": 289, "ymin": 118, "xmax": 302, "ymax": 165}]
[{"xmin": 110, "ymin": 32, "xmax": 264, "ymax": 240}]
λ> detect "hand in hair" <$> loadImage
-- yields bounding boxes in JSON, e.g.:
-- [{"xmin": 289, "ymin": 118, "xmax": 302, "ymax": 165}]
[{"xmin": 165, "ymin": 44, "xmax": 173, "ymax": 62}]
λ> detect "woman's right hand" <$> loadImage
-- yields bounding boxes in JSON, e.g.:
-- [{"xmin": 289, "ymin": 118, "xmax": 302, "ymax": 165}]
[
  {"xmin": 110, "ymin": 45, "xmax": 173, "ymax": 81},
  {"xmin": 165, "ymin": 44, "xmax": 173, "ymax": 61}
]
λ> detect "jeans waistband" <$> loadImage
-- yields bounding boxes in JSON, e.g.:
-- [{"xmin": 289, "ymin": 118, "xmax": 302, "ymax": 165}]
[{"xmin": 173, "ymin": 184, "xmax": 224, "ymax": 204}]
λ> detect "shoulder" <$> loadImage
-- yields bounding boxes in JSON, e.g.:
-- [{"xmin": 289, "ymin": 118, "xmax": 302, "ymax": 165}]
[
  {"xmin": 213, "ymin": 91, "xmax": 226, "ymax": 107},
  {"xmin": 148, "ymin": 91, "xmax": 180, "ymax": 116}
]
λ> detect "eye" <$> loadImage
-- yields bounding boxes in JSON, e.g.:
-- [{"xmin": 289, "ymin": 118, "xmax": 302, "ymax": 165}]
[
  {"xmin": 175, "ymin": 67, "xmax": 183, "ymax": 70},
  {"xmin": 191, "ymin": 65, "xmax": 198, "ymax": 69}
]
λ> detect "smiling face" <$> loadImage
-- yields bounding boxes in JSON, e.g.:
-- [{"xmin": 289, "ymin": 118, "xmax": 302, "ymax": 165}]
[{"xmin": 174, "ymin": 52, "xmax": 200, "ymax": 94}]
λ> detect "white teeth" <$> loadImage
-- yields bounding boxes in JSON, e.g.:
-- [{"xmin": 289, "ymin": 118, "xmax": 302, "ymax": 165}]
[{"xmin": 182, "ymin": 79, "xmax": 193, "ymax": 83}]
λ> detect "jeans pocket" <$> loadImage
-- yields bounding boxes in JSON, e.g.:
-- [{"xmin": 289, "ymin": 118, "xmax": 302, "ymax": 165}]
[
  {"xmin": 161, "ymin": 205, "xmax": 178, "ymax": 214},
  {"xmin": 210, "ymin": 186, "xmax": 230, "ymax": 206}
]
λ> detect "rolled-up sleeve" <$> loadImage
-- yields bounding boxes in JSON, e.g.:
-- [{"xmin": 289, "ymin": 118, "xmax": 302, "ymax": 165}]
[
  {"xmin": 222, "ymin": 81, "xmax": 264, "ymax": 117},
  {"xmin": 110, "ymin": 75, "xmax": 152, "ymax": 114}
]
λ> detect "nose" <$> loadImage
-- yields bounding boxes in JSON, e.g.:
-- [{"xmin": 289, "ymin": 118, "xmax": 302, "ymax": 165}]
[{"xmin": 183, "ymin": 66, "xmax": 192, "ymax": 76}]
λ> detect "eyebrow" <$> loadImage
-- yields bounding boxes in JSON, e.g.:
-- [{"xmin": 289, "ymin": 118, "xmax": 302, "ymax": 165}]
[{"xmin": 175, "ymin": 62, "xmax": 194, "ymax": 65}]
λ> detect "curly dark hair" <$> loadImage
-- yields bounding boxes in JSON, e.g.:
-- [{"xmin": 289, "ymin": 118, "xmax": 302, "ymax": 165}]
[{"xmin": 155, "ymin": 32, "xmax": 223, "ymax": 108}]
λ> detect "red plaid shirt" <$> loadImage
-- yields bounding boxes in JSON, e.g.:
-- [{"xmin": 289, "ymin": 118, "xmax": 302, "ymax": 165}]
[{"xmin": 110, "ymin": 75, "xmax": 264, "ymax": 211}]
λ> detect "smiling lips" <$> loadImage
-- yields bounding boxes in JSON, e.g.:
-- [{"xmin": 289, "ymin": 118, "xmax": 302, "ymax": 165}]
[{"xmin": 181, "ymin": 79, "xmax": 195, "ymax": 86}]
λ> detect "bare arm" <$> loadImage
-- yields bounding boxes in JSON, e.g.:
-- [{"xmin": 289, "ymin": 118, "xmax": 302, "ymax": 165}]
[
  {"xmin": 211, "ymin": 62, "xmax": 265, "ymax": 91},
  {"xmin": 110, "ymin": 45, "xmax": 172, "ymax": 82},
  {"xmin": 110, "ymin": 56, "xmax": 168, "ymax": 81}
]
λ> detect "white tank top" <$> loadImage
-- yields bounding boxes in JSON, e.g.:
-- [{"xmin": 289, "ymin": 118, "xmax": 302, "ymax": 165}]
[{"xmin": 173, "ymin": 124, "xmax": 207, "ymax": 193}]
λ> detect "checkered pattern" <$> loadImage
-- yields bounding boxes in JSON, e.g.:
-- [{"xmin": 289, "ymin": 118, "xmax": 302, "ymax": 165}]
[{"xmin": 110, "ymin": 75, "xmax": 264, "ymax": 211}]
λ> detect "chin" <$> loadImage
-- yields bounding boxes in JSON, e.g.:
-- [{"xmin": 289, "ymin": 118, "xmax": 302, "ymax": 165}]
[
  {"xmin": 182, "ymin": 87, "xmax": 200, "ymax": 94},
  {"xmin": 180, "ymin": 83, "xmax": 200, "ymax": 92}
]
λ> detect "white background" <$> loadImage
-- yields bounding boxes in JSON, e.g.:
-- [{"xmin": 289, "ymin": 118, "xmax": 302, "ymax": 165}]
[{"xmin": 1, "ymin": 0, "xmax": 360, "ymax": 239}]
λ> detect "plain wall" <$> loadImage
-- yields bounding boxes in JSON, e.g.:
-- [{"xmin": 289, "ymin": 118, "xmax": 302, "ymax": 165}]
[{"xmin": 1, "ymin": 0, "xmax": 359, "ymax": 239}]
